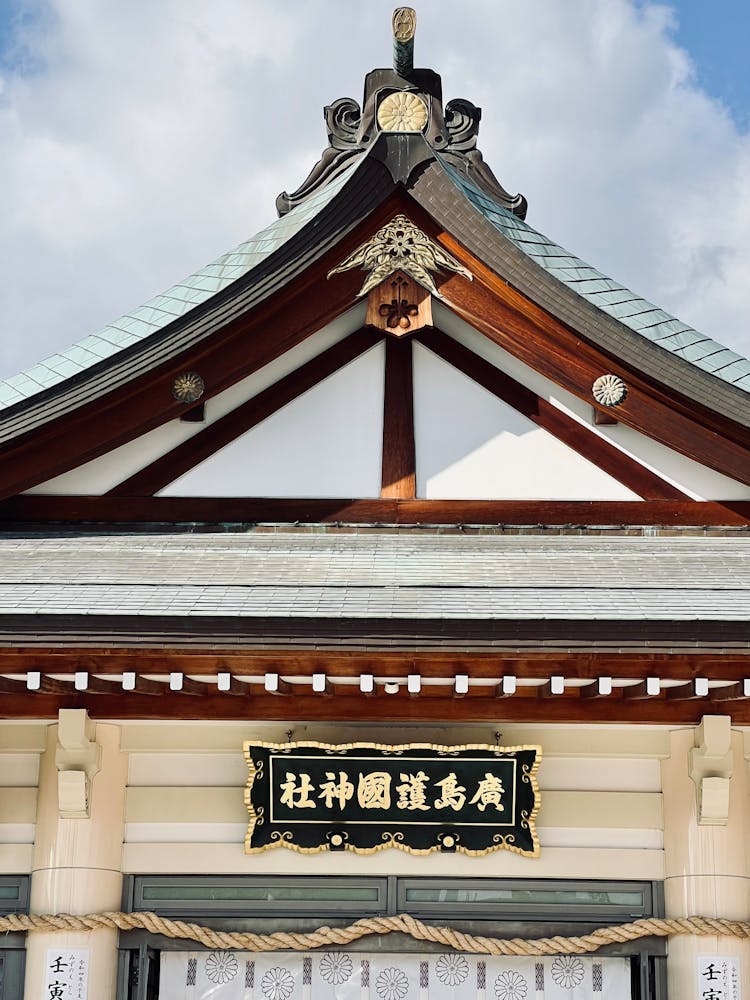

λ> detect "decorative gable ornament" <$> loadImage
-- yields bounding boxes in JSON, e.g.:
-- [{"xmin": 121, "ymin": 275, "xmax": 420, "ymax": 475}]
[{"xmin": 328, "ymin": 214, "xmax": 472, "ymax": 297}]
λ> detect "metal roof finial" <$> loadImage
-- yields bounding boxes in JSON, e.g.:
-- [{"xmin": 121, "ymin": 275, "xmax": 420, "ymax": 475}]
[{"xmin": 392, "ymin": 7, "xmax": 416, "ymax": 77}]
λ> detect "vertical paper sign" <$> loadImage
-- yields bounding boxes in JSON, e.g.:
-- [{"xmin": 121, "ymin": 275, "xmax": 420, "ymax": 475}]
[
  {"xmin": 45, "ymin": 949, "xmax": 89, "ymax": 1000},
  {"xmin": 697, "ymin": 956, "xmax": 741, "ymax": 1000}
]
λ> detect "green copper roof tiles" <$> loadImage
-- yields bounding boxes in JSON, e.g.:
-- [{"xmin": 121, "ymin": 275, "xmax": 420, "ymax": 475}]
[
  {"xmin": 0, "ymin": 161, "xmax": 359, "ymax": 413},
  {"xmin": 443, "ymin": 162, "xmax": 750, "ymax": 395}
]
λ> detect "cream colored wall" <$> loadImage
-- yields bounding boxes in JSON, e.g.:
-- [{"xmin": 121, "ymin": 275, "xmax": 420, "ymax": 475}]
[
  {"xmin": 0, "ymin": 723, "xmax": 46, "ymax": 874},
  {"xmin": 121, "ymin": 722, "xmax": 667, "ymax": 880},
  {"xmin": 8, "ymin": 715, "xmax": 750, "ymax": 1000}
]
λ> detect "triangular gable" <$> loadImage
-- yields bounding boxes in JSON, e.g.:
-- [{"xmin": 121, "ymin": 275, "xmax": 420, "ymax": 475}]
[{"xmin": 1, "ymin": 44, "xmax": 750, "ymax": 527}]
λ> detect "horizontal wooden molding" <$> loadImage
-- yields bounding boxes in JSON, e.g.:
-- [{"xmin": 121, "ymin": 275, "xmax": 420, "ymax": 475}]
[
  {"xmin": 1, "ymin": 649, "xmax": 748, "ymax": 678},
  {"xmin": 2, "ymin": 682, "xmax": 750, "ymax": 723},
  {"xmin": 2, "ymin": 496, "xmax": 749, "ymax": 525}
]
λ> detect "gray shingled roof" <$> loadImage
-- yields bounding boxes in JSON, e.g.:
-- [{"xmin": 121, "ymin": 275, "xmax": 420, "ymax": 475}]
[
  {"xmin": 442, "ymin": 161, "xmax": 750, "ymax": 394},
  {"xmin": 0, "ymin": 532, "xmax": 746, "ymax": 621},
  {"xmin": 0, "ymin": 164, "xmax": 359, "ymax": 412}
]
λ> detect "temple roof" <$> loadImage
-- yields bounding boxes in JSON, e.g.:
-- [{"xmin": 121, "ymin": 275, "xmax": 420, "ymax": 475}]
[
  {"xmin": 0, "ymin": 531, "xmax": 748, "ymax": 627},
  {"xmin": 0, "ymin": 6, "xmax": 748, "ymax": 445}
]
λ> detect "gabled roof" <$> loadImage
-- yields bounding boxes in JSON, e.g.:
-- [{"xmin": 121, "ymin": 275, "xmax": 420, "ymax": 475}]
[
  {"xmin": 2, "ymin": 64, "xmax": 748, "ymax": 438},
  {"xmin": 0, "ymin": 17, "xmax": 749, "ymax": 522}
]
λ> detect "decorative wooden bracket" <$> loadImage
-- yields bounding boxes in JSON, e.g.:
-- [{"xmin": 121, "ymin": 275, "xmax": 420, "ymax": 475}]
[
  {"xmin": 55, "ymin": 708, "xmax": 101, "ymax": 819},
  {"xmin": 689, "ymin": 714, "xmax": 733, "ymax": 826},
  {"xmin": 366, "ymin": 270, "xmax": 432, "ymax": 335}
]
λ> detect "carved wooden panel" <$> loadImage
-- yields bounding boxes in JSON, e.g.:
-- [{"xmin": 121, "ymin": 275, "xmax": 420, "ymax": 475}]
[{"xmin": 366, "ymin": 271, "xmax": 432, "ymax": 335}]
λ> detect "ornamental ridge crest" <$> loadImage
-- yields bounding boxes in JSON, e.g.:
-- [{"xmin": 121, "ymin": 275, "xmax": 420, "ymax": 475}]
[{"xmin": 327, "ymin": 214, "xmax": 472, "ymax": 297}]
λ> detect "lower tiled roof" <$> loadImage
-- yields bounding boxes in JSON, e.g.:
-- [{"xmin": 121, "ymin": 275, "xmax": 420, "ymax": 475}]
[{"xmin": 0, "ymin": 532, "xmax": 746, "ymax": 621}]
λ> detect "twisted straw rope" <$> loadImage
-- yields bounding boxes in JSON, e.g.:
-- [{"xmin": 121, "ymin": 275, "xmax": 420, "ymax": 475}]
[{"xmin": 1, "ymin": 912, "xmax": 749, "ymax": 955}]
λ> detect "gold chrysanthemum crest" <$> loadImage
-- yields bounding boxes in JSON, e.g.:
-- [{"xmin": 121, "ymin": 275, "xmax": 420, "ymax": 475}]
[
  {"xmin": 328, "ymin": 214, "xmax": 472, "ymax": 297},
  {"xmin": 592, "ymin": 373, "xmax": 627, "ymax": 407},
  {"xmin": 171, "ymin": 371, "xmax": 204, "ymax": 404},
  {"xmin": 377, "ymin": 92, "xmax": 428, "ymax": 133}
]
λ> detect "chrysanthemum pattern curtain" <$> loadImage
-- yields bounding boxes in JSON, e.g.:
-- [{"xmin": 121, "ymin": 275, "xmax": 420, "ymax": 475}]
[{"xmin": 159, "ymin": 951, "xmax": 631, "ymax": 1000}]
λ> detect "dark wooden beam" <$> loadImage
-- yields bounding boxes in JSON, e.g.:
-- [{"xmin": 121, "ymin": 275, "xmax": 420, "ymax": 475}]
[
  {"xmin": 381, "ymin": 337, "xmax": 416, "ymax": 498},
  {"xmin": 2, "ymin": 496, "xmax": 749, "ymax": 526},
  {"xmin": 418, "ymin": 328, "xmax": 688, "ymax": 500},
  {"xmin": 111, "ymin": 328, "xmax": 382, "ymax": 496},
  {"xmin": 435, "ymin": 237, "xmax": 750, "ymax": 487},
  {"xmin": 1, "ymin": 649, "xmax": 750, "ymax": 678},
  {"xmin": 2, "ymin": 690, "xmax": 750, "ymax": 724},
  {"xmin": 0, "ymin": 676, "xmax": 27, "ymax": 694}
]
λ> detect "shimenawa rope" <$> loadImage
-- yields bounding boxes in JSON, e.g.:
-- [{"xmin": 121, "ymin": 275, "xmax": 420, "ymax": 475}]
[{"xmin": 1, "ymin": 911, "xmax": 749, "ymax": 955}]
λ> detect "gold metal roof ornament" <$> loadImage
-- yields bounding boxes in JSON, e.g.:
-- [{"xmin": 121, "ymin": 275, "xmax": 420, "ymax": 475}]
[
  {"xmin": 392, "ymin": 7, "xmax": 417, "ymax": 76},
  {"xmin": 328, "ymin": 214, "xmax": 472, "ymax": 297}
]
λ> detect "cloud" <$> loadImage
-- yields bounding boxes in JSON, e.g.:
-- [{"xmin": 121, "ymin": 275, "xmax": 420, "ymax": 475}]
[{"xmin": 0, "ymin": 0, "xmax": 749, "ymax": 381}]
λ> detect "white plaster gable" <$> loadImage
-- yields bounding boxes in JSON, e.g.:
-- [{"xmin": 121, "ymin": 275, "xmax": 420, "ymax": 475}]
[
  {"xmin": 413, "ymin": 341, "xmax": 639, "ymax": 501},
  {"xmin": 161, "ymin": 341, "xmax": 385, "ymax": 499}
]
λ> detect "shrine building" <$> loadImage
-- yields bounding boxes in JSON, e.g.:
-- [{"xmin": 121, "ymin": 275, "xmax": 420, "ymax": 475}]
[{"xmin": 0, "ymin": 8, "xmax": 749, "ymax": 1000}]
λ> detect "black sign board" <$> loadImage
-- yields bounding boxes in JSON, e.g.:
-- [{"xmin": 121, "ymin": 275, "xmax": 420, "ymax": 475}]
[{"xmin": 243, "ymin": 741, "xmax": 541, "ymax": 857}]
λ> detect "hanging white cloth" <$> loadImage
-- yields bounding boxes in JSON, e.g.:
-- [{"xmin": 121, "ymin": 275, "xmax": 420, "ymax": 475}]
[{"xmin": 159, "ymin": 950, "xmax": 631, "ymax": 1000}]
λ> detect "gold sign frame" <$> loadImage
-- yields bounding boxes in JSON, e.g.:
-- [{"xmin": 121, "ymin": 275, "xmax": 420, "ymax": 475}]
[{"xmin": 243, "ymin": 739, "xmax": 541, "ymax": 858}]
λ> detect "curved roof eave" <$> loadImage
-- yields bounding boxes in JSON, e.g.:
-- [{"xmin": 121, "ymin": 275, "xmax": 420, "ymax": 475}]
[
  {"xmin": 412, "ymin": 157, "xmax": 750, "ymax": 430},
  {"xmin": 0, "ymin": 155, "xmax": 396, "ymax": 444}
]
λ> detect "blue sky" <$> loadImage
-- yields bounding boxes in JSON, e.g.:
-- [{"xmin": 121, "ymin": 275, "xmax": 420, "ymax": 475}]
[
  {"xmin": 666, "ymin": 0, "xmax": 750, "ymax": 127},
  {"xmin": 1, "ymin": 0, "xmax": 749, "ymax": 380}
]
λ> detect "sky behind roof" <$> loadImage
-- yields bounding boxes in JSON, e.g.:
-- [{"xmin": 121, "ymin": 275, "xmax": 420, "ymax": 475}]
[{"xmin": 0, "ymin": 0, "xmax": 749, "ymax": 380}]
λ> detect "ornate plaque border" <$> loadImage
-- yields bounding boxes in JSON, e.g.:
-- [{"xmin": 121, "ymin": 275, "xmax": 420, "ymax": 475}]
[{"xmin": 243, "ymin": 740, "xmax": 541, "ymax": 858}]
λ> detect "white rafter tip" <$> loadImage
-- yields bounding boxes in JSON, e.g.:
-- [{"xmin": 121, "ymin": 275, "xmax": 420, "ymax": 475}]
[
  {"xmin": 264, "ymin": 673, "xmax": 280, "ymax": 693},
  {"xmin": 550, "ymin": 676, "xmax": 565, "ymax": 695},
  {"xmin": 502, "ymin": 676, "xmax": 517, "ymax": 695},
  {"xmin": 359, "ymin": 674, "xmax": 375, "ymax": 694},
  {"xmin": 694, "ymin": 678, "xmax": 709, "ymax": 697},
  {"xmin": 26, "ymin": 672, "xmax": 41, "ymax": 691},
  {"xmin": 646, "ymin": 677, "xmax": 661, "ymax": 696},
  {"xmin": 74, "ymin": 672, "xmax": 88, "ymax": 691},
  {"xmin": 122, "ymin": 672, "xmax": 136, "ymax": 691},
  {"xmin": 407, "ymin": 674, "xmax": 422, "ymax": 694},
  {"xmin": 598, "ymin": 677, "xmax": 613, "ymax": 696},
  {"xmin": 169, "ymin": 673, "xmax": 184, "ymax": 691},
  {"xmin": 217, "ymin": 673, "xmax": 232, "ymax": 692},
  {"xmin": 744, "ymin": 679, "xmax": 750, "ymax": 698},
  {"xmin": 454, "ymin": 674, "xmax": 469, "ymax": 695},
  {"xmin": 312, "ymin": 673, "xmax": 327, "ymax": 693}
]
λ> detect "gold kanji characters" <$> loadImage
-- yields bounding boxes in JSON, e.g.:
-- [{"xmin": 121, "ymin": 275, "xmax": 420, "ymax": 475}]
[{"xmin": 279, "ymin": 771, "xmax": 316, "ymax": 809}]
